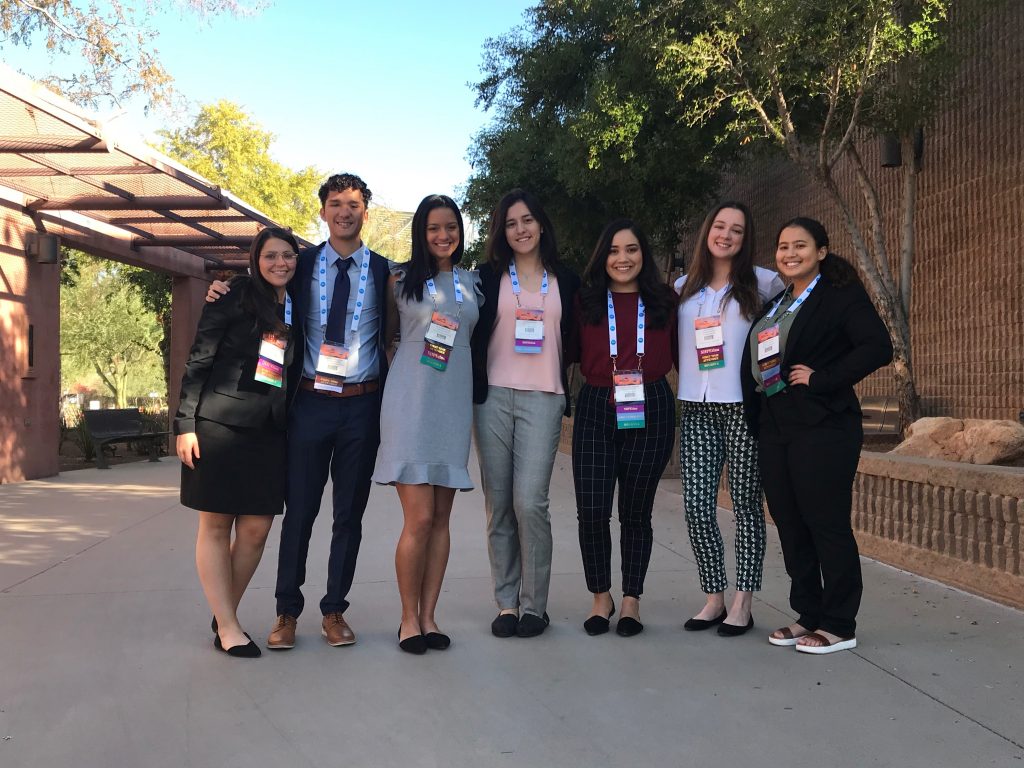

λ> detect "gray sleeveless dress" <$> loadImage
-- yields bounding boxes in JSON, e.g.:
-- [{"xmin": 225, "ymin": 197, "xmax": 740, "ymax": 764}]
[{"xmin": 373, "ymin": 267, "xmax": 482, "ymax": 490}]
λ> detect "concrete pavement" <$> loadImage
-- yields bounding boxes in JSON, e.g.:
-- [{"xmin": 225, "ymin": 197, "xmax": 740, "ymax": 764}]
[{"xmin": 1, "ymin": 454, "xmax": 1021, "ymax": 767}]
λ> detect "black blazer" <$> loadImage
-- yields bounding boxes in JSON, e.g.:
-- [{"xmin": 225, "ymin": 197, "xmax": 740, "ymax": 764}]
[
  {"xmin": 285, "ymin": 242, "xmax": 392, "ymax": 404},
  {"xmin": 174, "ymin": 279, "xmax": 294, "ymax": 435},
  {"xmin": 470, "ymin": 261, "xmax": 581, "ymax": 416},
  {"xmin": 740, "ymin": 277, "xmax": 893, "ymax": 437}
]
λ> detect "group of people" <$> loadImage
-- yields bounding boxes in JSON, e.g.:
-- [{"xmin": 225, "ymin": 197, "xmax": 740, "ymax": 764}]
[{"xmin": 173, "ymin": 172, "xmax": 893, "ymax": 659}]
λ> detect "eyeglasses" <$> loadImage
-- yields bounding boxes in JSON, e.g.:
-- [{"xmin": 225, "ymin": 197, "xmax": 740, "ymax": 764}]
[{"xmin": 260, "ymin": 251, "xmax": 297, "ymax": 263}]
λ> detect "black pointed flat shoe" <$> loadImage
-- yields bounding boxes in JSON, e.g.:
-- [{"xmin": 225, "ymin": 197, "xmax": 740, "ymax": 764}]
[
  {"xmin": 683, "ymin": 608, "xmax": 727, "ymax": 631},
  {"xmin": 424, "ymin": 631, "xmax": 451, "ymax": 650},
  {"xmin": 717, "ymin": 615, "xmax": 754, "ymax": 637},
  {"xmin": 398, "ymin": 628, "xmax": 427, "ymax": 655},
  {"xmin": 211, "ymin": 616, "xmax": 218, "ymax": 634},
  {"xmin": 583, "ymin": 600, "xmax": 616, "ymax": 636},
  {"xmin": 516, "ymin": 612, "xmax": 550, "ymax": 638},
  {"xmin": 615, "ymin": 616, "xmax": 644, "ymax": 637},
  {"xmin": 214, "ymin": 632, "xmax": 262, "ymax": 658}
]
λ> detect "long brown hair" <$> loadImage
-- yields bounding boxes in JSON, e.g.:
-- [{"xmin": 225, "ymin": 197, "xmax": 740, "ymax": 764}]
[
  {"xmin": 678, "ymin": 201, "xmax": 761, "ymax": 320},
  {"xmin": 579, "ymin": 219, "xmax": 677, "ymax": 329}
]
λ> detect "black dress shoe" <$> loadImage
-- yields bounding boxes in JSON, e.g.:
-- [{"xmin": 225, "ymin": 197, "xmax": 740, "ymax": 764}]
[
  {"xmin": 214, "ymin": 632, "xmax": 262, "ymax": 658},
  {"xmin": 683, "ymin": 609, "xmax": 727, "ymax": 631},
  {"xmin": 398, "ymin": 628, "xmax": 428, "ymax": 655},
  {"xmin": 583, "ymin": 600, "xmax": 616, "ymax": 636},
  {"xmin": 717, "ymin": 615, "xmax": 754, "ymax": 637},
  {"xmin": 491, "ymin": 613, "xmax": 519, "ymax": 638},
  {"xmin": 211, "ymin": 616, "xmax": 218, "ymax": 634},
  {"xmin": 616, "ymin": 616, "xmax": 644, "ymax": 637},
  {"xmin": 516, "ymin": 612, "xmax": 550, "ymax": 638},
  {"xmin": 424, "ymin": 631, "xmax": 451, "ymax": 650}
]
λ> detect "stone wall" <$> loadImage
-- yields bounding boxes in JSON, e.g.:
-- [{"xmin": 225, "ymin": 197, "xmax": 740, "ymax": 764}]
[{"xmin": 853, "ymin": 452, "xmax": 1023, "ymax": 609}]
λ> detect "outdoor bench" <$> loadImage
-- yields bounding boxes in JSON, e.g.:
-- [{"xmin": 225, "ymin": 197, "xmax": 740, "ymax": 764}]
[{"xmin": 81, "ymin": 408, "xmax": 169, "ymax": 470}]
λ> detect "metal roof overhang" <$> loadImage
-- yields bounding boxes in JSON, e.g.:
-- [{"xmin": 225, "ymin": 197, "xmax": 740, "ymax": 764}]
[{"xmin": 0, "ymin": 65, "xmax": 312, "ymax": 271}]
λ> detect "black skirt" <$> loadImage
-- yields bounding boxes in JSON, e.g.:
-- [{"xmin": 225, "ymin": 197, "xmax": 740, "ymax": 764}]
[{"xmin": 180, "ymin": 417, "xmax": 285, "ymax": 515}]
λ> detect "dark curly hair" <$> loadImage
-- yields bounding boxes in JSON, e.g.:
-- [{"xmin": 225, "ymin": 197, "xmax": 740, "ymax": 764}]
[{"xmin": 318, "ymin": 173, "xmax": 372, "ymax": 207}]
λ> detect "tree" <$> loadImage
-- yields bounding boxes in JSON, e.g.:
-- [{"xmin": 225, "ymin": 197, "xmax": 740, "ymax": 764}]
[
  {"xmin": 466, "ymin": 0, "xmax": 732, "ymax": 270},
  {"xmin": 0, "ymin": 0, "xmax": 260, "ymax": 110},
  {"xmin": 362, "ymin": 205, "xmax": 413, "ymax": 263},
  {"xmin": 656, "ymin": 0, "xmax": 979, "ymax": 428},
  {"xmin": 61, "ymin": 255, "xmax": 164, "ymax": 408},
  {"xmin": 159, "ymin": 100, "xmax": 322, "ymax": 238}
]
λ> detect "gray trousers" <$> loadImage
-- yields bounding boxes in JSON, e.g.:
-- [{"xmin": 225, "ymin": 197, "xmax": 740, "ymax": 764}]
[{"xmin": 474, "ymin": 386, "xmax": 564, "ymax": 617}]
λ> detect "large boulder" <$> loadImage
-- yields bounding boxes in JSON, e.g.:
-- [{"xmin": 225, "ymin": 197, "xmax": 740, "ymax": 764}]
[{"xmin": 892, "ymin": 417, "xmax": 1024, "ymax": 465}]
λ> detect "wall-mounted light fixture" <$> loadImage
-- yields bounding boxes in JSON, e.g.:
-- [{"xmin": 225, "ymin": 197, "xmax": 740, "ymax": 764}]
[{"xmin": 24, "ymin": 232, "xmax": 59, "ymax": 264}]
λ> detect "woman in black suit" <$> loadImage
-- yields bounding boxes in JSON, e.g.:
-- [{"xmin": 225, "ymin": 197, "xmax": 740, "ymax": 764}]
[
  {"xmin": 174, "ymin": 227, "xmax": 299, "ymax": 658},
  {"xmin": 741, "ymin": 217, "xmax": 892, "ymax": 655}
]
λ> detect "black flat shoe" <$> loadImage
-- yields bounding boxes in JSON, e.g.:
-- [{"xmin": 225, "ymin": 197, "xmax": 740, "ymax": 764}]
[
  {"xmin": 717, "ymin": 615, "xmax": 754, "ymax": 637},
  {"xmin": 424, "ymin": 631, "xmax": 451, "ymax": 650},
  {"xmin": 491, "ymin": 613, "xmax": 519, "ymax": 638},
  {"xmin": 214, "ymin": 632, "xmax": 261, "ymax": 658},
  {"xmin": 398, "ymin": 628, "xmax": 427, "ymax": 655},
  {"xmin": 211, "ymin": 616, "xmax": 218, "ymax": 634},
  {"xmin": 516, "ymin": 612, "xmax": 550, "ymax": 638},
  {"xmin": 683, "ymin": 608, "xmax": 727, "ymax": 631},
  {"xmin": 616, "ymin": 616, "xmax": 644, "ymax": 637},
  {"xmin": 583, "ymin": 600, "xmax": 616, "ymax": 636}
]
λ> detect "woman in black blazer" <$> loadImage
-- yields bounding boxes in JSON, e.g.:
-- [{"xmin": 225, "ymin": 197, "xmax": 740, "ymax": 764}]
[
  {"xmin": 741, "ymin": 217, "xmax": 892, "ymax": 655},
  {"xmin": 469, "ymin": 189, "xmax": 580, "ymax": 639},
  {"xmin": 174, "ymin": 227, "xmax": 299, "ymax": 658}
]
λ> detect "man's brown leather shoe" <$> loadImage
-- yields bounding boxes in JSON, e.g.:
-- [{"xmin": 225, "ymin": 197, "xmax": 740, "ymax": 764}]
[
  {"xmin": 321, "ymin": 612, "xmax": 356, "ymax": 646},
  {"xmin": 266, "ymin": 614, "xmax": 297, "ymax": 649}
]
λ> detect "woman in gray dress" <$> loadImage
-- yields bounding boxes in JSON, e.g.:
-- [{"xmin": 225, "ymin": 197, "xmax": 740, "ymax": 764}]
[{"xmin": 373, "ymin": 194, "xmax": 482, "ymax": 654}]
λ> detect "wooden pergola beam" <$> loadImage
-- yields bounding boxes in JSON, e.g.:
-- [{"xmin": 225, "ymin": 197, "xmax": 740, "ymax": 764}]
[
  {"xmin": 134, "ymin": 235, "xmax": 252, "ymax": 248},
  {"xmin": 0, "ymin": 136, "xmax": 110, "ymax": 153},
  {"xmin": 26, "ymin": 195, "xmax": 230, "ymax": 211}
]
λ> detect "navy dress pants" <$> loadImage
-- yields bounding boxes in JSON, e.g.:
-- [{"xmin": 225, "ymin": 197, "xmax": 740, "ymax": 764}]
[{"xmin": 274, "ymin": 387, "xmax": 380, "ymax": 618}]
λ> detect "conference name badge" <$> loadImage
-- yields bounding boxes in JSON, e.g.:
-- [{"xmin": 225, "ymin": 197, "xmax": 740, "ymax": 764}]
[
  {"xmin": 695, "ymin": 315, "xmax": 725, "ymax": 370},
  {"xmin": 314, "ymin": 342, "xmax": 350, "ymax": 392},
  {"xmin": 514, "ymin": 307, "xmax": 544, "ymax": 354},
  {"xmin": 421, "ymin": 312, "xmax": 459, "ymax": 371},
  {"xmin": 613, "ymin": 369, "xmax": 645, "ymax": 429},
  {"xmin": 255, "ymin": 330, "xmax": 288, "ymax": 388},
  {"xmin": 757, "ymin": 325, "xmax": 785, "ymax": 396}
]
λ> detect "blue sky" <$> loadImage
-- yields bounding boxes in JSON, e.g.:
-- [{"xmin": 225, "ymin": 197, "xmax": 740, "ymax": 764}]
[{"xmin": 2, "ymin": 1, "xmax": 535, "ymax": 212}]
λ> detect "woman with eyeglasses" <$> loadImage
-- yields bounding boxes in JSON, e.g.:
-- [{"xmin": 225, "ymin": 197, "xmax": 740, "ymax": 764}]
[{"xmin": 175, "ymin": 227, "xmax": 299, "ymax": 658}]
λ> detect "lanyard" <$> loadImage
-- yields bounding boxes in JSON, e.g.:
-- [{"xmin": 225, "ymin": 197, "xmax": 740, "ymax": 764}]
[
  {"xmin": 508, "ymin": 260, "xmax": 548, "ymax": 308},
  {"xmin": 283, "ymin": 294, "xmax": 292, "ymax": 326},
  {"xmin": 425, "ymin": 268, "xmax": 464, "ymax": 313},
  {"xmin": 696, "ymin": 285, "xmax": 728, "ymax": 316},
  {"xmin": 766, "ymin": 274, "xmax": 820, "ymax": 320},
  {"xmin": 317, "ymin": 244, "xmax": 371, "ymax": 337},
  {"xmin": 606, "ymin": 290, "xmax": 645, "ymax": 367}
]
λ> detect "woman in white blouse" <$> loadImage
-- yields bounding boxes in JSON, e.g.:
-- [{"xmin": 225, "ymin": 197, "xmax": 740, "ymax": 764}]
[{"xmin": 675, "ymin": 202, "xmax": 785, "ymax": 637}]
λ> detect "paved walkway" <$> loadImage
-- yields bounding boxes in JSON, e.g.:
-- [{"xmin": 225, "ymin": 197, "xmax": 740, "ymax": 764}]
[{"xmin": 1, "ymin": 454, "xmax": 1022, "ymax": 768}]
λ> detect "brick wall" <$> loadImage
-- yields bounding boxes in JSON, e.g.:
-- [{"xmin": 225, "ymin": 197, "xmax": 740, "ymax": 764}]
[{"xmin": 702, "ymin": 0, "xmax": 1024, "ymax": 421}]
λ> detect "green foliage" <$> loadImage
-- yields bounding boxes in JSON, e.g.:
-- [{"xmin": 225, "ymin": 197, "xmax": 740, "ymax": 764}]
[
  {"xmin": 362, "ymin": 206, "xmax": 414, "ymax": 263},
  {"xmin": 60, "ymin": 255, "xmax": 165, "ymax": 407},
  {"xmin": 0, "ymin": 0, "xmax": 261, "ymax": 111},
  {"xmin": 466, "ymin": 0, "xmax": 733, "ymax": 271},
  {"xmin": 657, "ymin": 0, "xmax": 955, "ymax": 165},
  {"xmin": 158, "ymin": 100, "xmax": 322, "ymax": 239}
]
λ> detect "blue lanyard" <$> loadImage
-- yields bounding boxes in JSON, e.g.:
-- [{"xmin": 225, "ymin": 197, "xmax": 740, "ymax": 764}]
[
  {"xmin": 317, "ymin": 244, "xmax": 371, "ymax": 337},
  {"xmin": 425, "ymin": 268, "xmax": 464, "ymax": 309},
  {"xmin": 767, "ymin": 274, "xmax": 820, "ymax": 320},
  {"xmin": 508, "ymin": 260, "xmax": 548, "ymax": 307},
  {"xmin": 697, "ymin": 285, "xmax": 729, "ymax": 316},
  {"xmin": 283, "ymin": 294, "xmax": 292, "ymax": 326},
  {"xmin": 606, "ymin": 290, "xmax": 646, "ymax": 361}
]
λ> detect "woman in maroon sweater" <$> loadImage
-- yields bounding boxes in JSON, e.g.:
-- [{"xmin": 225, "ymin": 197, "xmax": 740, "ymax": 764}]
[{"xmin": 571, "ymin": 219, "xmax": 678, "ymax": 637}]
